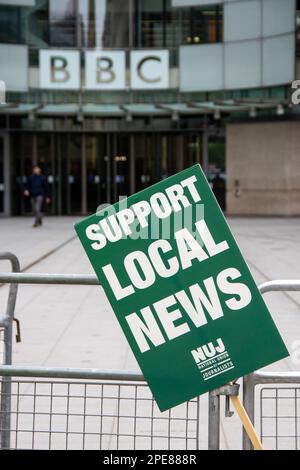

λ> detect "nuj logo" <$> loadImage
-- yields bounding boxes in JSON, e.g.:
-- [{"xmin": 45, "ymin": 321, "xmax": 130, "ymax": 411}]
[{"xmin": 191, "ymin": 338, "xmax": 226, "ymax": 364}]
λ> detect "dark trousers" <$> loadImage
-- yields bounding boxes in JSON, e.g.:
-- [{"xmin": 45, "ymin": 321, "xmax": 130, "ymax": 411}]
[{"xmin": 31, "ymin": 195, "xmax": 44, "ymax": 224}]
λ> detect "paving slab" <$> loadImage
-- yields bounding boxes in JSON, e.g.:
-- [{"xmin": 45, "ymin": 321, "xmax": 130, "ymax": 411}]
[{"xmin": 0, "ymin": 216, "xmax": 80, "ymax": 271}]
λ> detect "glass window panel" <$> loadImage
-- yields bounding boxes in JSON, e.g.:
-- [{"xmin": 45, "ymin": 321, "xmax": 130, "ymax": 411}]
[
  {"xmin": 224, "ymin": 0, "xmax": 261, "ymax": 42},
  {"xmin": 135, "ymin": 0, "xmax": 164, "ymax": 48},
  {"xmin": 180, "ymin": 5, "xmax": 223, "ymax": 45},
  {"xmin": 135, "ymin": 1, "xmax": 222, "ymax": 47},
  {"xmin": 79, "ymin": 0, "xmax": 129, "ymax": 48},
  {"xmin": 224, "ymin": 40, "xmax": 261, "ymax": 89},
  {"xmin": 262, "ymin": 34, "xmax": 295, "ymax": 86},
  {"xmin": 0, "ymin": 44, "xmax": 28, "ymax": 91},
  {"xmin": 180, "ymin": 7, "xmax": 192, "ymax": 44},
  {"xmin": 179, "ymin": 44, "xmax": 223, "ymax": 91},
  {"xmin": 263, "ymin": 0, "xmax": 295, "ymax": 37},
  {"xmin": 0, "ymin": 1, "xmax": 35, "ymax": 5},
  {"xmin": 49, "ymin": 0, "xmax": 77, "ymax": 47},
  {"xmin": 26, "ymin": 0, "xmax": 49, "ymax": 47},
  {"xmin": 0, "ymin": 5, "xmax": 25, "ymax": 43},
  {"xmin": 172, "ymin": 0, "xmax": 221, "ymax": 6},
  {"xmin": 165, "ymin": 1, "xmax": 180, "ymax": 47},
  {"xmin": 296, "ymin": 3, "xmax": 300, "ymax": 57},
  {"xmin": 134, "ymin": 0, "xmax": 179, "ymax": 48}
]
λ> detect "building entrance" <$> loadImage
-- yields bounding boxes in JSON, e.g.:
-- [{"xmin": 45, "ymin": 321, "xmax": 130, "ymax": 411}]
[{"xmin": 10, "ymin": 131, "xmax": 224, "ymax": 215}]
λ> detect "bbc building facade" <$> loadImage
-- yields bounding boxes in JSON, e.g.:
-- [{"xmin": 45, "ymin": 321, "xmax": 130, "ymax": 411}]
[{"xmin": 0, "ymin": 0, "xmax": 299, "ymax": 216}]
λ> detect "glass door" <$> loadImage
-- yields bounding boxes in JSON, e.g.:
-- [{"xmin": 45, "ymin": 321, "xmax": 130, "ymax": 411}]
[
  {"xmin": 106, "ymin": 134, "xmax": 130, "ymax": 204},
  {"xmin": 59, "ymin": 134, "xmax": 82, "ymax": 214},
  {"xmin": 0, "ymin": 134, "xmax": 5, "ymax": 213},
  {"xmin": 37, "ymin": 134, "xmax": 55, "ymax": 215},
  {"xmin": 112, "ymin": 134, "xmax": 130, "ymax": 202},
  {"xmin": 208, "ymin": 137, "xmax": 226, "ymax": 211},
  {"xmin": 183, "ymin": 134, "xmax": 202, "ymax": 169},
  {"xmin": 134, "ymin": 133, "xmax": 159, "ymax": 193},
  {"xmin": 85, "ymin": 134, "xmax": 108, "ymax": 214},
  {"xmin": 134, "ymin": 132, "xmax": 201, "ymax": 193},
  {"xmin": 68, "ymin": 134, "xmax": 82, "ymax": 213}
]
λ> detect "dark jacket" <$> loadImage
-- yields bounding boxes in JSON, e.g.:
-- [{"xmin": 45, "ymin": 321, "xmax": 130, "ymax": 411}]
[{"xmin": 25, "ymin": 174, "xmax": 50, "ymax": 198}]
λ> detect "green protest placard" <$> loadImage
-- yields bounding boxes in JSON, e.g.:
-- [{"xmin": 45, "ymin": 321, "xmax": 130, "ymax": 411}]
[{"xmin": 75, "ymin": 164, "xmax": 288, "ymax": 412}]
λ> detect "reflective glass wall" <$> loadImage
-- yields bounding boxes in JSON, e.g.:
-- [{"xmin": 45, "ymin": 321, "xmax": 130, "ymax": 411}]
[{"xmin": 0, "ymin": 0, "xmax": 223, "ymax": 48}]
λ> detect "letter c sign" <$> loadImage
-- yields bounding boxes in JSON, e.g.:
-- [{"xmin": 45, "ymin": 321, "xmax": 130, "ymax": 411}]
[{"xmin": 130, "ymin": 50, "xmax": 169, "ymax": 89}]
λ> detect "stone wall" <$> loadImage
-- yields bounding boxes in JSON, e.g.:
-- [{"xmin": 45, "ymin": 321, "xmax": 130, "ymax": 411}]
[{"xmin": 226, "ymin": 121, "xmax": 300, "ymax": 215}]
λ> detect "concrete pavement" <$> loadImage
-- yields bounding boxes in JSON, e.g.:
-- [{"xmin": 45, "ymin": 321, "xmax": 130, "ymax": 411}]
[{"xmin": 0, "ymin": 215, "xmax": 299, "ymax": 449}]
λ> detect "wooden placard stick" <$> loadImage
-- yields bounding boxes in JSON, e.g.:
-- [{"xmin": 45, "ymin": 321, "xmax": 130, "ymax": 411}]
[{"xmin": 229, "ymin": 382, "xmax": 264, "ymax": 450}]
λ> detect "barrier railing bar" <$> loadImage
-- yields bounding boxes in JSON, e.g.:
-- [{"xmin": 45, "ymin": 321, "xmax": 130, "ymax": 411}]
[
  {"xmin": 0, "ymin": 273, "xmax": 99, "ymax": 285},
  {"xmin": 259, "ymin": 280, "xmax": 300, "ymax": 294},
  {"xmin": 0, "ymin": 365, "xmax": 144, "ymax": 382},
  {"xmin": 251, "ymin": 371, "xmax": 300, "ymax": 385},
  {"xmin": 1, "ymin": 274, "xmax": 300, "ymax": 293}
]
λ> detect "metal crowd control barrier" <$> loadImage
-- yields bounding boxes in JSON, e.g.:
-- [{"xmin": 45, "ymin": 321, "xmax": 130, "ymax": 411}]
[
  {"xmin": 241, "ymin": 280, "xmax": 300, "ymax": 451},
  {"xmin": 0, "ymin": 365, "xmax": 201, "ymax": 450},
  {"xmin": 0, "ymin": 253, "xmax": 20, "ymax": 450},
  {"xmin": 0, "ymin": 252, "xmax": 300, "ymax": 450}
]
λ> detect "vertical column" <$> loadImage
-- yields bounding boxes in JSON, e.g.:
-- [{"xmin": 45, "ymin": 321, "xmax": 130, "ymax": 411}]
[
  {"xmin": 21, "ymin": 134, "xmax": 25, "ymax": 215},
  {"xmin": 57, "ymin": 135, "xmax": 62, "ymax": 215},
  {"xmin": 208, "ymin": 391, "xmax": 220, "ymax": 450},
  {"xmin": 106, "ymin": 134, "xmax": 111, "ymax": 204},
  {"xmin": 3, "ymin": 134, "xmax": 10, "ymax": 215},
  {"xmin": 130, "ymin": 134, "xmax": 135, "ymax": 195},
  {"xmin": 176, "ymin": 134, "xmax": 184, "ymax": 172},
  {"xmin": 50, "ymin": 134, "xmax": 56, "ymax": 215},
  {"xmin": 129, "ymin": 0, "xmax": 134, "ymax": 48},
  {"xmin": 75, "ymin": 0, "xmax": 82, "ymax": 48},
  {"xmin": 243, "ymin": 374, "xmax": 256, "ymax": 450},
  {"xmin": 156, "ymin": 134, "xmax": 161, "ymax": 182},
  {"xmin": 82, "ymin": 134, "xmax": 87, "ymax": 214},
  {"xmin": 113, "ymin": 134, "xmax": 117, "ymax": 202},
  {"xmin": 67, "ymin": 135, "xmax": 71, "ymax": 214},
  {"xmin": 32, "ymin": 134, "xmax": 37, "ymax": 165},
  {"xmin": 202, "ymin": 130, "xmax": 209, "ymax": 176}
]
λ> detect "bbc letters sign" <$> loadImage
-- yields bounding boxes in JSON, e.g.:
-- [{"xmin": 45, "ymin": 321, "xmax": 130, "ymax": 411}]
[
  {"xmin": 75, "ymin": 165, "xmax": 288, "ymax": 411},
  {"xmin": 39, "ymin": 49, "xmax": 169, "ymax": 90}
]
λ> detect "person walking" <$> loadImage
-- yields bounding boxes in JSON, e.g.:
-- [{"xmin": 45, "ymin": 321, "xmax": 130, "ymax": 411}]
[{"xmin": 24, "ymin": 165, "xmax": 51, "ymax": 227}]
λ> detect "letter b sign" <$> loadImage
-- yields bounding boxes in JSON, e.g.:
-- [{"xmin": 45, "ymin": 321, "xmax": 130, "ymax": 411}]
[
  {"xmin": 39, "ymin": 50, "xmax": 80, "ymax": 89},
  {"xmin": 85, "ymin": 51, "xmax": 126, "ymax": 90}
]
